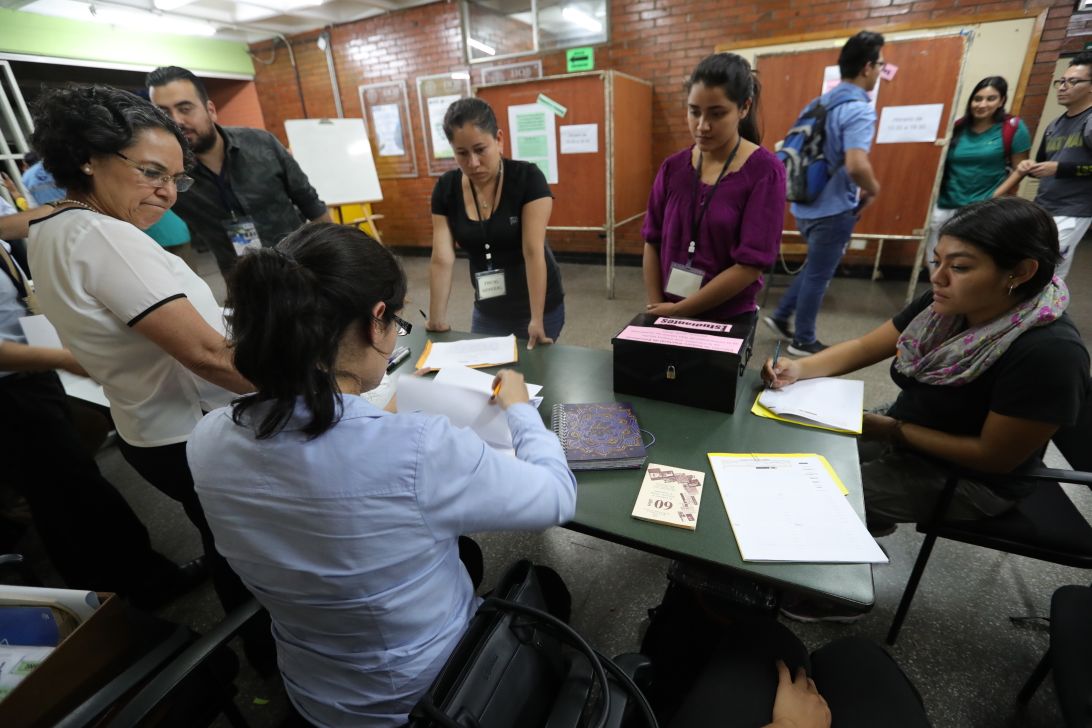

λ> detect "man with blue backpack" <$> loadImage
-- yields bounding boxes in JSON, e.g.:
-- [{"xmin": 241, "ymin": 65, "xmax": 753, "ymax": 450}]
[{"xmin": 766, "ymin": 31, "xmax": 885, "ymax": 356}]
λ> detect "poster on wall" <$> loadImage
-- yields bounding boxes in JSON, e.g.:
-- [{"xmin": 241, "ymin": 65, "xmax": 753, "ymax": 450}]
[
  {"xmin": 507, "ymin": 103, "xmax": 558, "ymax": 184},
  {"xmin": 427, "ymin": 94, "xmax": 462, "ymax": 159},
  {"xmin": 358, "ymin": 81, "xmax": 418, "ymax": 179},
  {"xmin": 875, "ymin": 104, "xmax": 944, "ymax": 144},
  {"xmin": 417, "ymin": 74, "xmax": 472, "ymax": 176}
]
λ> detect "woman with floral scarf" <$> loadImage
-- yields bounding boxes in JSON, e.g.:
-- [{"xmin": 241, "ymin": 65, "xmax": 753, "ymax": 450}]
[{"xmin": 763, "ymin": 196, "xmax": 1089, "ymax": 623}]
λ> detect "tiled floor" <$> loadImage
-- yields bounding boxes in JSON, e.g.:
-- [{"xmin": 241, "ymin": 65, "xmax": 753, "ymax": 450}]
[{"xmin": 64, "ymin": 245, "xmax": 1092, "ymax": 726}]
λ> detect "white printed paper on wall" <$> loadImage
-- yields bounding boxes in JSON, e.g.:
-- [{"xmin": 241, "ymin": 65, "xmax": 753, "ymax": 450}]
[
  {"xmin": 427, "ymin": 94, "xmax": 461, "ymax": 159},
  {"xmin": 876, "ymin": 104, "xmax": 944, "ymax": 144},
  {"xmin": 559, "ymin": 124, "xmax": 599, "ymax": 154},
  {"xmin": 508, "ymin": 103, "xmax": 558, "ymax": 183},
  {"xmin": 371, "ymin": 103, "xmax": 405, "ymax": 157}
]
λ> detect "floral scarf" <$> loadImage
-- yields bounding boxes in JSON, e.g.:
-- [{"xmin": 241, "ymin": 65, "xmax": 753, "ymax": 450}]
[{"xmin": 894, "ymin": 276, "xmax": 1070, "ymax": 386}]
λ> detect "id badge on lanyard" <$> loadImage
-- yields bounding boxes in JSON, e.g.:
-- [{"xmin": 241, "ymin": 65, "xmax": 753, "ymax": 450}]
[
  {"xmin": 475, "ymin": 269, "xmax": 507, "ymax": 300},
  {"xmin": 670, "ymin": 140, "xmax": 740, "ymax": 298},
  {"xmin": 665, "ymin": 261, "xmax": 705, "ymax": 298},
  {"xmin": 469, "ymin": 165, "xmax": 506, "ymax": 301},
  {"xmin": 222, "ymin": 215, "xmax": 262, "ymax": 256}
]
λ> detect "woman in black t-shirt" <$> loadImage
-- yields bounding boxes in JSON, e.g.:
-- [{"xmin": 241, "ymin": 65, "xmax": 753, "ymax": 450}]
[
  {"xmin": 429, "ymin": 98, "xmax": 564, "ymax": 348},
  {"xmin": 763, "ymin": 197, "xmax": 1087, "ymax": 557}
]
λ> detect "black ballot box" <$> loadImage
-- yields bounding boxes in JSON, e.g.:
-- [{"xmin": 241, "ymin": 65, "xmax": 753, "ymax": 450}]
[{"xmin": 611, "ymin": 312, "xmax": 755, "ymax": 413}]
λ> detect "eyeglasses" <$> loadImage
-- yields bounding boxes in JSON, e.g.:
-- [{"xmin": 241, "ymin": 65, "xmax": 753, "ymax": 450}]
[
  {"xmin": 391, "ymin": 313, "xmax": 412, "ymax": 336},
  {"xmin": 1052, "ymin": 78, "xmax": 1092, "ymax": 89},
  {"xmin": 114, "ymin": 152, "xmax": 194, "ymax": 192}
]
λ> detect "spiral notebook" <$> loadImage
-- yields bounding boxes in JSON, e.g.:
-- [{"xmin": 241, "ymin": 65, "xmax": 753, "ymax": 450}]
[{"xmin": 550, "ymin": 402, "xmax": 647, "ymax": 471}]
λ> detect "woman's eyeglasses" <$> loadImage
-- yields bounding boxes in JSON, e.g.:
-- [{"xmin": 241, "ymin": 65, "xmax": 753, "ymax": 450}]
[
  {"xmin": 115, "ymin": 152, "xmax": 195, "ymax": 192},
  {"xmin": 391, "ymin": 314, "xmax": 412, "ymax": 336}
]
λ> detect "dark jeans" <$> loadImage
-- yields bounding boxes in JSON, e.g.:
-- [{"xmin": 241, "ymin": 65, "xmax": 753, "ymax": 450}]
[
  {"xmin": 0, "ymin": 371, "xmax": 173, "ymax": 591},
  {"xmin": 116, "ymin": 439, "xmax": 254, "ymax": 614},
  {"xmin": 670, "ymin": 626, "xmax": 930, "ymax": 728},
  {"xmin": 773, "ymin": 210, "xmax": 859, "ymax": 345},
  {"xmin": 471, "ymin": 302, "xmax": 565, "ymax": 341}
]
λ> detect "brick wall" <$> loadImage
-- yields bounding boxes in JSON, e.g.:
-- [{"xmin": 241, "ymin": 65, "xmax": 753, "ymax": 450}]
[
  {"xmin": 249, "ymin": 0, "xmax": 1077, "ymax": 254},
  {"xmin": 205, "ymin": 79, "xmax": 267, "ymax": 129}
]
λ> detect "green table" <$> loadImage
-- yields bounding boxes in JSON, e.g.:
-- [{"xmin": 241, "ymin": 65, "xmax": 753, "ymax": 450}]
[{"xmin": 400, "ymin": 329, "xmax": 874, "ymax": 609}]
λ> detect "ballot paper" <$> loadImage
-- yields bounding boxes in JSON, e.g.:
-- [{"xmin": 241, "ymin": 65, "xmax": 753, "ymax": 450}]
[
  {"xmin": 18, "ymin": 315, "xmax": 109, "ymax": 409},
  {"xmin": 708, "ymin": 453, "xmax": 887, "ymax": 564},
  {"xmin": 756, "ymin": 378, "xmax": 864, "ymax": 434},
  {"xmin": 415, "ymin": 335, "xmax": 518, "ymax": 370},
  {"xmin": 397, "ymin": 365, "xmax": 542, "ymax": 450}
]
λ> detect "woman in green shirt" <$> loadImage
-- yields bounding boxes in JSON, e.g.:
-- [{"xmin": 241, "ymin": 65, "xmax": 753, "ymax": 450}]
[{"xmin": 927, "ymin": 76, "xmax": 1031, "ymax": 262}]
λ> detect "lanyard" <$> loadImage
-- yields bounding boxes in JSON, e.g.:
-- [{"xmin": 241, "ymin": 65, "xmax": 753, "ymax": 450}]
[
  {"xmin": 203, "ymin": 159, "xmax": 244, "ymax": 220},
  {"xmin": 689, "ymin": 137, "xmax": 742, "ymax": 265},
  {"xmin": 467, "ymin": 162, "xmax": 504, "ymax": 271},
  {"xmin": 0, "ymin": 243, "xmax": 36, "ymax": 314}
]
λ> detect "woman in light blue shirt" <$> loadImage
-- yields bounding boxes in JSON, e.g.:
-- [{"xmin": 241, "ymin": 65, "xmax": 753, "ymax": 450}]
[{"xmin": 187, "ymin": 223, "xmax": 576, "ymax": 728}]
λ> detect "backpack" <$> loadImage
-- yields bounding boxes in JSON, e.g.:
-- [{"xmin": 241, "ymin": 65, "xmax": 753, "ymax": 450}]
[
  {"xmin": 952, "ymin": 113, "xmax": 1022, "ymax": 159},
  {"xmin": 776, "ymin": 89, "xmax": 863, "ymax": 203}
]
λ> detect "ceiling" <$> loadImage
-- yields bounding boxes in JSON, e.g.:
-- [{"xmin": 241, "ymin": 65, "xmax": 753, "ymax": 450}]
[{"xmin": 0, "ymin": 0, "xmax": 440, "ymax": 43}]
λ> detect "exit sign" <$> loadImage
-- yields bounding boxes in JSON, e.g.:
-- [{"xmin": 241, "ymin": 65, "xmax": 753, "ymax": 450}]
[{"xmin": 566, "ymin": 47, "xmax": 595, "ymax": 73}]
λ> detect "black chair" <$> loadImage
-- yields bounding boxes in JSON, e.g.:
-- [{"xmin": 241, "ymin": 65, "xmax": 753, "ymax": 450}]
[
  {"xmin": 57, "ymin": 599, "xmax": 261, "ymax": 728},
  {"xmin": 886, "ymin": 390, "xmax": 1092, "ymax": 646},
  {"xmin": 1017, "ymin": 583, "xmax": 1092, "ymax": 728},
  {"xmin": 105, "ymin": 598, "xmax": 261, "ymax": 727}
]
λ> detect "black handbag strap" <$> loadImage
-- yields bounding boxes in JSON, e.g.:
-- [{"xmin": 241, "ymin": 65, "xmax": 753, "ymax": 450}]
[{"xmin": 480, "ymin": 596, "xmax": 611, "ymax": 728}]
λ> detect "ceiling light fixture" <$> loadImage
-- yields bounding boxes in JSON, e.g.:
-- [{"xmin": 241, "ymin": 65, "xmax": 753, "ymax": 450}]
[
  {"xmin": 562, "ymin": 6, "xmax": 602, "ymax": 33},
  {"xmin": 467, "ymin": 38, "xmax": 496, "ymax": 56}
]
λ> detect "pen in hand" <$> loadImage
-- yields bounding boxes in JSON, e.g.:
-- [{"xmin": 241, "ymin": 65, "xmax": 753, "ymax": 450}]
[
  {"xmin": 767, "ymin": 339, "xmax": 782, "ymax": 388},
  {"xmin": 491, "ymin": 378, "xmax": 502, "ymax": 402}
]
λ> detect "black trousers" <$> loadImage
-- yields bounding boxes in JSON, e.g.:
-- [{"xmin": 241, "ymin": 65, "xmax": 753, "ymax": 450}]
[
  {"xmin": 670, "ymin": 624, "xmax": 931, "ymax": 728},
  {"xmin": 0, "ymin": 371, "xmax": 174, "ymax": 591},
  {"xmin": 115, "ymin": 438, "xmax": 254, "ymax": 614}
]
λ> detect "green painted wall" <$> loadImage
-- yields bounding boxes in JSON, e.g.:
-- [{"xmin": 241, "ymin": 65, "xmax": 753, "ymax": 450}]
[{"xmin": 0, "ymin": 9, "xmax": 254, "ymax": 77}]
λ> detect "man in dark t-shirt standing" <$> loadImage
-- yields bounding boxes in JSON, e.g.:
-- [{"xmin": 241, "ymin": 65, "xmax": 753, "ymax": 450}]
[
  {"xmin": 1004, "ymin": 52, "xmax": 1092, "ymax": 279},
  {"xmin": 147, "ymin": 66, "xmax": 331, "ymax": 276}
]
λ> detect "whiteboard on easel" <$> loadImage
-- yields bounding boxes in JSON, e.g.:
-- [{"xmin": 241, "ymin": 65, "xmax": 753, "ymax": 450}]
[{"xmin": 284, "ymin": 118, "xmax": 383, "ymax": 205}]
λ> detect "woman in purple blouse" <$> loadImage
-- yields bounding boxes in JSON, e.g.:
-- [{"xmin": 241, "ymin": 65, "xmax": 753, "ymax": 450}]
[{"xmin": 642, "ymin": 53, "xmax": 786, "ymax": 322}]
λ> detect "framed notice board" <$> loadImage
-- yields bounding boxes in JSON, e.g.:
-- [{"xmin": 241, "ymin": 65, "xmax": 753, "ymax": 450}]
[{"xmin": 359, "ymin": 80, "xmax": 418, "ymax": 179}]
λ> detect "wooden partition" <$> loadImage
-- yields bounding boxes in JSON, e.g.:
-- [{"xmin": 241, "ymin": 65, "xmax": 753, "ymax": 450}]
[
  {"xmin": 476, "ymin": 71, "xmax": 652, "ymax": 297},
  {"xmin": 756, "ymin": 34, "xmax": 966, "ymax": 269}
]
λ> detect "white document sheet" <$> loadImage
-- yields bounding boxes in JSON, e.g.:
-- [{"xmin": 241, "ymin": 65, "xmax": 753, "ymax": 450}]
[
  {"xmin": 19, "ymin": 315, "xmax": 109, "ymax": 408},
  {"xmin": 418, "ymin": 335, "xmax": 518, "ymax": 369},
  {"xmin": 758, "ymin": 378, "xmax": 863, "ymax": 434},
  {"xmin": 397, "ymin": 366, "xmax": 542, "ymax": 450},
  {"xmin": 708, "ymin": 454, "xmax": 887, "ymax": 564},
  {"xmin": 876, "ymin": 103, "xmax": 944, "ymax": 144}
]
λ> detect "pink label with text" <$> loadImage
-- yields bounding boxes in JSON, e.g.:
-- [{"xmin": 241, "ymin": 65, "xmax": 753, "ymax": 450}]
[
  {"xmin": 617, "ymin": 325, "xmax": 743, "ymax": 353},
  {"xmin": 653, "ymin": 317, "xmax": 731, "ymax": 333}
]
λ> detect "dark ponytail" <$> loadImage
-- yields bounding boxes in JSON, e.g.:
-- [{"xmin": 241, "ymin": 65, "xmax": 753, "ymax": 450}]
[
  {"xmin": 686, "ymin": 53, "xmax": 762, "ymax": 145},
  {"xmin": 227, "ymin": 223, "xmax": 407, "ymax": 439}
]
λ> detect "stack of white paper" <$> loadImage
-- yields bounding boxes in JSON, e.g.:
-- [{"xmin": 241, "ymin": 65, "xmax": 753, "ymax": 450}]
[
  {"xmin": 397, "ymin": 365, "xmax": 542, "ymax": 450},
  {"xmin": 416, "ymin": 335, "xmax": 518, "ymax": 370},
  {"xmin": 708, "ymin": 453, "xmax": 887, "ymax": 564}
]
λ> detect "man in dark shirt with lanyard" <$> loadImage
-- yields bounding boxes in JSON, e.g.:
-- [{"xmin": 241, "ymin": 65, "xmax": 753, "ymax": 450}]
[
  {"xmin": 147, "ymin": 66, "xmax": 331, "ymax": 275},
  {"xmin": 1004, "ymin": 51, "xmax": 1092, "ymax": 279}
]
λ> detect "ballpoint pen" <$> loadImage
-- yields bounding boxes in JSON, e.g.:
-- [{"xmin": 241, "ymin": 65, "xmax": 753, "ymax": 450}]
[{"xmin": 768, "ymin": 339, "xmax": 782, "ymax": 387}]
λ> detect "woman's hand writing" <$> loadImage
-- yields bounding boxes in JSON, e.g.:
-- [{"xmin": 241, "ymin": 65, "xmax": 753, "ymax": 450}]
[{"xmin": 762, "ymin": 356, "xmax": 801, "ymax": 389}]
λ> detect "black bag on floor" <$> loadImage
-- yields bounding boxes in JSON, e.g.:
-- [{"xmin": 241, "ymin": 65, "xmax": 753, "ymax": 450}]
[
  {"xmin": 640, "ymin": 561, "xmax": 780, "ymax": 723},
  {"xmin": 408, "ymin": 559, "xmax": 657, "ymax": 728}
]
